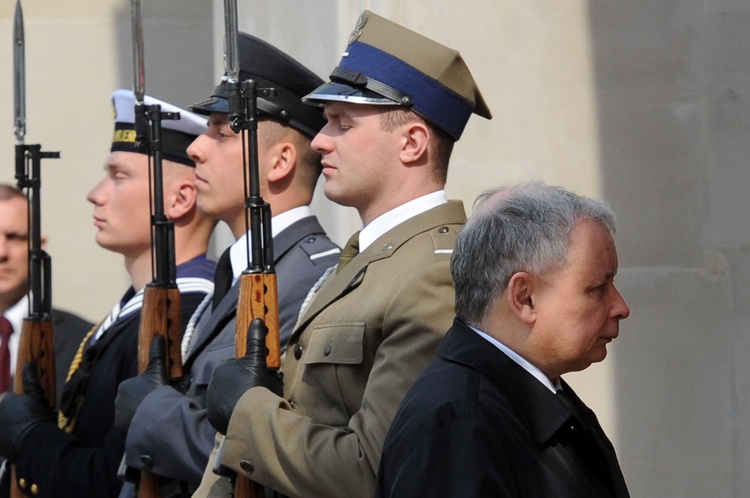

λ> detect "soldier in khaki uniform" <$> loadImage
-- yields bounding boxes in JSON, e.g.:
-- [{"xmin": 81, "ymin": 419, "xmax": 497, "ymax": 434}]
[{"xmin": 196, "ymin": 11, "xmax": 492, "ymax": 498}]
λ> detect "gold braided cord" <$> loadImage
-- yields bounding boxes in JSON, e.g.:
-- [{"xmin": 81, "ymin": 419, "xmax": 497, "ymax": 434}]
[{"xmin": 57, "ymin": 320, "xmax": 101, "ymax": 431}]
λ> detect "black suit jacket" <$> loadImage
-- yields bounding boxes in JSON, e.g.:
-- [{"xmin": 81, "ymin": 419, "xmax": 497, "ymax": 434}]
[
  {"xmin": 0, "ymin": 308, "xmax": 92, "ymax": 471},
  {"xmin": 376, "ymin": 319, "xmax": 630, "ymax": 498}
]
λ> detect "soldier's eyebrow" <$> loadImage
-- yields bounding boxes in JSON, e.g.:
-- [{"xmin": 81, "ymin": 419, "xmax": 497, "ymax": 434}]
[
  {"xmin": 208, "ymin": 115, "xmax": 230, "ymax": 127},
  {"xmin": 322, "ymin": 108, "xmax": 340, "ymax": 121}
]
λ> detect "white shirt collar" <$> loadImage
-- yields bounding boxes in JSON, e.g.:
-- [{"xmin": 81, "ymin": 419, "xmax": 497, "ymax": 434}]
[
  {"xmin": 359, "ymin": 190, "xmax": 447, "ymax": 252},
  {"xmin": 469, "ymin": 324, "xmax": 561, "ymax": 393},
  {"xmin": 229, "ymin": 205, "xmax": 313, "ymax": 280},
  {"xmin": 4, "ymin": 294, "xmax": 28, "ymax": 333}
]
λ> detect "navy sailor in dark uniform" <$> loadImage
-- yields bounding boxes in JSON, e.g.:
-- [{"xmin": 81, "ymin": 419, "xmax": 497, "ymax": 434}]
[
  {"xmin": 114, "ymin": 34, "xmax": 340, "ymax": 497},
  {"xmin": 0, "ymin": 90, "xmax": 217, "ymax": 498}
]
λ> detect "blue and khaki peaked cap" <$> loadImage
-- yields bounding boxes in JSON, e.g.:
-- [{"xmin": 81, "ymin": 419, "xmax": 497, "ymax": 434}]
[
  {"xmin": 303, "ymin": 10, "xmax": 492, "ymax": 141},
  {"xmin": 190, "ymin": 32, "xmax": 326, "ymax": 139},
  {"xmin": 110, "ymin": 89, "xmax": 207, "ymax": 167}
]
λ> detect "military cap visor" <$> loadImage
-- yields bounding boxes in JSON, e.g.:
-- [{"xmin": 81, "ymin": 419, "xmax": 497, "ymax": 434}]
[
  {"xmin": 189, "ymin": 33, "xmax": 326, "ymax": 139},
  {"xmin": 301, "ymin": 81, "xmax": 401, "ymax": 106},
  {"xmin": 303, "ymin": 10, "xmax": 492, "ymax": 141},
  {"xmin": 189, "ymin": 92, "xmax": 229, "ymax": 115}
]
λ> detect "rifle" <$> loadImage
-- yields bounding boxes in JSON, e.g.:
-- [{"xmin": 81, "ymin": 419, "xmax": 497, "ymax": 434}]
[
  {"xmin": 217, "ymin": 1, "xmax": 281, "ymax": 495},
  {"xmin": 129, "ymin": 0, "xmax": 183, "ymax": 496},
  {"xmin": 11, "ymin": 1, "xmax": 59, "ymax": 497}
]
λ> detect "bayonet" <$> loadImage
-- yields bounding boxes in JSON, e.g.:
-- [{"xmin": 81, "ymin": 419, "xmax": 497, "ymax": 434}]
[
  {"xmin": 223, "ymin": 0, "xmax": 239, "ymax": 85},
  {"xmin": 130, "ymin": 0, "xmax": 145, "ymax": 103},
  {"xmin": 224, "ymin": 0, "xmax": 243, "ymax": 133},
  {"xmin": 14, "ymin": 0, "xmax": 25, "ymax": 180},
  {"xmin": 130, "ymin": 0, "xmax": 147, "ymax": 151}
]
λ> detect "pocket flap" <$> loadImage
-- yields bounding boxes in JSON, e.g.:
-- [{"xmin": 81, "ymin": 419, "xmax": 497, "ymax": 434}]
[{"xmin": 303, "ymin": 322, "xmax": 366, "ymax": 365}]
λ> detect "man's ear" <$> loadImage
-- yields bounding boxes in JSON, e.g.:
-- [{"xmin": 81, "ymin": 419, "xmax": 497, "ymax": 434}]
[
  {"xmin": 40, "ymin": 235, "xmax": 47, "ymax": 250},
  {"xmin": 266, "ymin": 141, "xmax": 297, "ymax": 184},
  {"xmin": 399, "ymin": 121, "xmax": 429, "ymax": 165},
  {"xmin": 165, "ymin": 180, "xmax": 196, "ymax": 220},
  {"xmin": 507, "ymin": 272, "xmax": 536, "ymax": 324}
]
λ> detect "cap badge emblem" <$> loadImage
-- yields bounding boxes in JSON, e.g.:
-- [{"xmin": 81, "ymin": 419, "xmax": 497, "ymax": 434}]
[{"xmin": 348, "ymin": 10, "xmax": 369, "ymax": 46}]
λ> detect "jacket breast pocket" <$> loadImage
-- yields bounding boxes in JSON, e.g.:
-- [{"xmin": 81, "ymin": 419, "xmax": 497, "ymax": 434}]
[{"xmin": 302, "ymin": 322, "xmax": 365, "ymax": 366}]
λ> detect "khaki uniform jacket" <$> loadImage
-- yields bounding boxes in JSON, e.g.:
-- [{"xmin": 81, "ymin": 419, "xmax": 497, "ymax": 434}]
[{"xmin": 195, "ymin": 200, "xmax": 466, "ymax": 498}]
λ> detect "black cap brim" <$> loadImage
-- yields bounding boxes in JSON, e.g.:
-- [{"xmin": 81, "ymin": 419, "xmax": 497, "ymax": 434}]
[
  {"xmin": 190, "ymin": 78, "xmax": 326, "ymax": 138},
  {"xmin": 189, "ymin": 95, "xmax": 228, "ymax": 116},
  {"xmin": 302, "ymin": 81, "xmax": 399, "ymax": 106}
]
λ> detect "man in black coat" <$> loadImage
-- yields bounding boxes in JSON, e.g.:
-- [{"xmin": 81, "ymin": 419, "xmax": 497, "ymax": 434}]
[{"xmin": 376, "ymin": 182, "xmax": 632, "ymax": 498}]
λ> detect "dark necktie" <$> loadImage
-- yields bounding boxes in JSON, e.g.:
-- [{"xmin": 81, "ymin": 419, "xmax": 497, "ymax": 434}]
[
  {"xmin": 212, "ymin": 248, "xmax": 233, "ymax": 311},
  {"xmin": 0, "ymin": 315, "xmax": 14, "ymax": 393},
  {"xmin": 336, "ymin": 231, "xmax": 360, "ymax": 274}
]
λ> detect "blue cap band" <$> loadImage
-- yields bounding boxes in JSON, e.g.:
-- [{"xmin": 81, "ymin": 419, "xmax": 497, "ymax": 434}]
[{"xmin": 339, "ymin": 41, "xmax": 474, "ymax": 140}]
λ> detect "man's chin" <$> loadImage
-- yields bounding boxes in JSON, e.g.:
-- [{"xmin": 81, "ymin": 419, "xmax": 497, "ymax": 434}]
[{"xmin": 94, "ymin": 235, "xmax": 122, "ymax": 253}]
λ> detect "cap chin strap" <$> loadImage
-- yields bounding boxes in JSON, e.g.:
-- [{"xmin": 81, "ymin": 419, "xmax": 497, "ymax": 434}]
[{"xmin": 330, "ymin": 66, "xmax": 413, "ymax": 107}]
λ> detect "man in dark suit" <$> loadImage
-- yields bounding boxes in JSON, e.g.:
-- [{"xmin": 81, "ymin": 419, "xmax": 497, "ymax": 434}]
[
  {"xmin": 114, "ymin": 33, "xmax": 340, "ymax": 497},
  {"xmin": 376, "ymin": 182, "xmax": 632, "ymax": 497},
  {"xmin": 0, "ymin": 184, "xmax": 93, "ymax": 406},
  {"xmin": 0, "ymin": 91, "xmax": 217, "ymax": 498},
  {"xmin": 196, "ymin": 11, "xmax": 491, "ymax": 498}
]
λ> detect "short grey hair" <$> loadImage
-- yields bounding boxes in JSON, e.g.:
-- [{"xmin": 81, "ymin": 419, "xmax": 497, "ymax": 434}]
[{"xmin": 451, "ymin": 182, "xmax": 616, "ymax": 326}]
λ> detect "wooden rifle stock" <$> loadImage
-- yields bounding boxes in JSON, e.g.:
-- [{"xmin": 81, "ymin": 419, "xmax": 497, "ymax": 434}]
[
  {"xmin": 137, "ymin": 286, "xmax": 183, "ymax": 377},
  {"xmin": 232, "ymin": 202, "xmax": 281, "ymax": 498},
  {"xmin": 235, "ymin": 273, "xmax": 280, "ymax": 367},
  {"xmin": 13, "ymin": 319, "xmax": 55, "ymax": 404},
  {"xmin": 10, "ymin": 319, "xmax": 54, "ymax": 498},
  {"xmin": 232, "ymin": 260, "xmax": 280, "ymax": 498},
  {"xmin": 233, "ymin": 274, "xmax": 279, "ymax": 497},
  {"xmin": 135, "ymin": 286, "xmax": 182, "ymax": 498}
]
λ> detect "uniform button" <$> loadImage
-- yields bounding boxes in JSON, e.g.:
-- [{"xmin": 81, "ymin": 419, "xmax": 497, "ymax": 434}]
[
  {"xmin": 305, "ymin": 236, "xmax": 317, "ymax": 243},
  {"xmin": 240, "ymin": 460, "xmax": 255, "ymax": 473},
  {"xmin": 30, "ymin": 484, "xmax": 39, "ymax": 495},
  {"xmin": 323, "ymin": 344, "xmax": 332, "ymax": 356},
  {"xmin": 289, "ymin": 398, "xmax": 296, "ymax": 409},
  {"xmin": 140, "ymin": 455, "xmax": 155, "ymax": 468},
  {"xmin": 294, "ymin": 344, "xmax": 303, "ymax": 360},
  {"xmin": 438, "ymin": 226, "xmax": 449, "ymax": 234},
  {"xmin": 18, "ymin": 478, "xmax": 26, "ymax": 489},
  {"xmin": 381, "ymin": 242, "xmax": 394, "ymax": 251}
]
